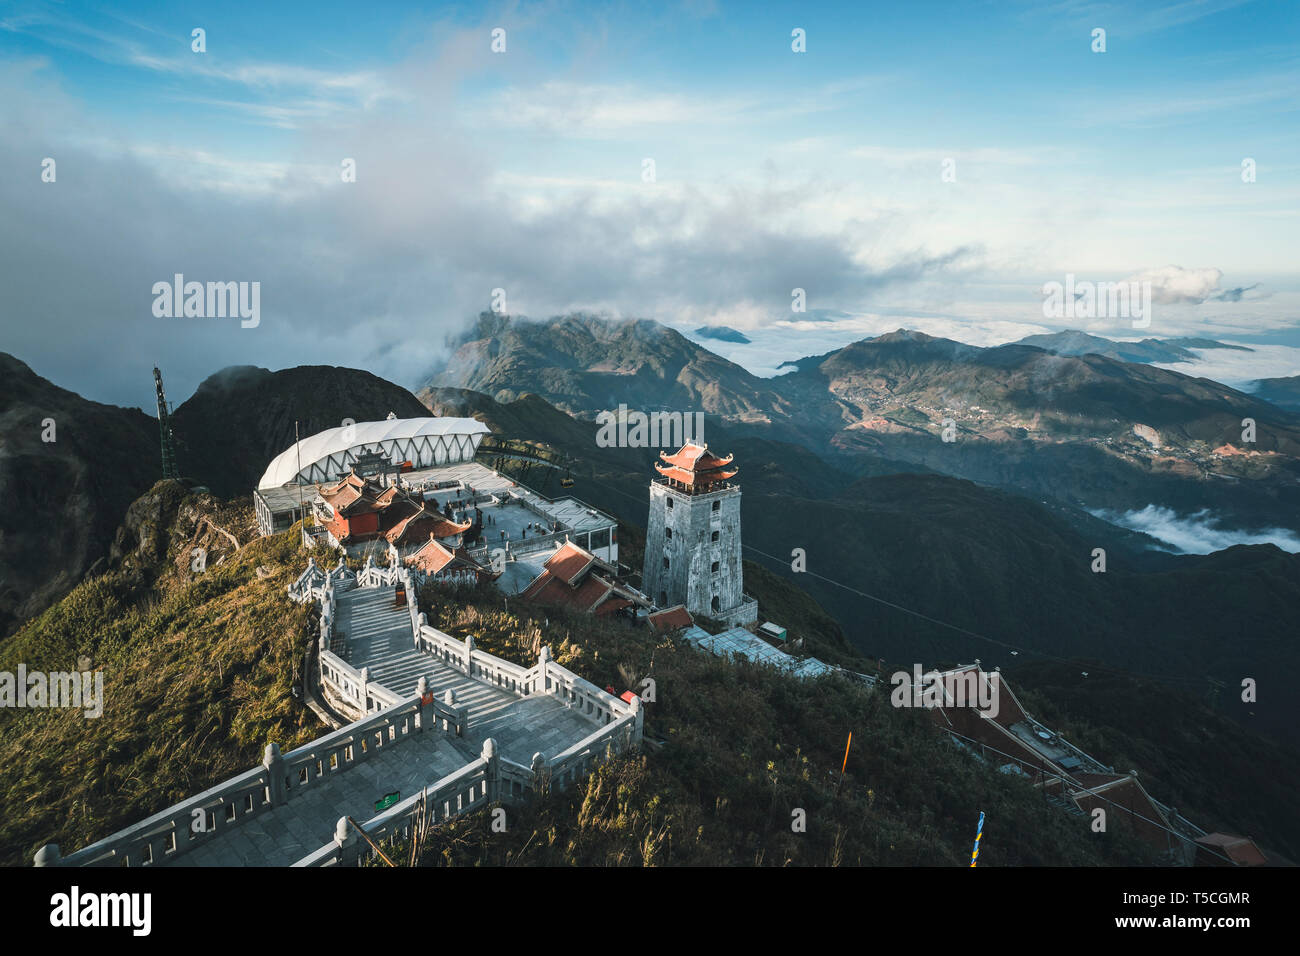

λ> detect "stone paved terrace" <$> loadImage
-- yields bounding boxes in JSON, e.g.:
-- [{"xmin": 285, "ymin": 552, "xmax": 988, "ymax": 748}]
[
  {"xmin": 172, "ymin": 731, "xmax": 469, "ymax": 866},
  {"xmin": 336, "ymin": 585, "xmax": 594, "ymax": 763},
  {"xmin": 165, "ymin": 584, "xmax": 602, "ymax": 866}
]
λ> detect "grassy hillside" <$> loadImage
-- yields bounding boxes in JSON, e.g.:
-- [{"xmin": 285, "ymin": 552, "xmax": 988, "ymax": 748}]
[
  {"xmin": 0, "ymin": 483, "xmax": 323, "ymax": 866},
  {"xmin": 0, "ymin": 480, "xmax": 1259, "ymax": 868},
  {"xmin": 412, "ymin": 581, "xmax": 1157, "ymax": 866},
  {"xmin": 1010, "ymin": 660, "xmax": 1300, "ymax": 862}
]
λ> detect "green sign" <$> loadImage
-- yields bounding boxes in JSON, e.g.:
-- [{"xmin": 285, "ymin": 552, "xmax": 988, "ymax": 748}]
[{"xmin": 374, "ymin": 791, "xmax": 400, "ymax": 812}]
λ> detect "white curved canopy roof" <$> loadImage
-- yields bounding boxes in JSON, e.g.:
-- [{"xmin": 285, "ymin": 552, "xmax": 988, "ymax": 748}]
[{"xmin": 258, "ymin": 416, "xmax": 491, "ymax": 489}]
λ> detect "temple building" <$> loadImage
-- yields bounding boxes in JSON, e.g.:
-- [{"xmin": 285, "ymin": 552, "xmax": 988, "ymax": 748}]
[
  {"xmin": 519, "ymin": 540, "xmax": 649, "ymax": 617},
  {"xmin": 641, "ymin": 442, "xmax": 758, "ymax": 626},
  {"xmin": 254, "ymin": 415, "xmax": 489, "ymax": 536},
  {"xmin": 253, "ymin": 416, "xmax": 622, "ymax": 575},
  {"xmin": 405, "ymin": 536, "xmax": 500, "ymax": 586},
  {"xmin": 314, "ymin": 470, "xmax": 474, "ymax": 556}
]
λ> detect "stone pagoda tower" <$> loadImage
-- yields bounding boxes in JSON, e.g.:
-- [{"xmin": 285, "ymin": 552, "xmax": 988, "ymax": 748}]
[{"xmin": 642, "ymin": 443, "xmax": 757, "ymax": 626}]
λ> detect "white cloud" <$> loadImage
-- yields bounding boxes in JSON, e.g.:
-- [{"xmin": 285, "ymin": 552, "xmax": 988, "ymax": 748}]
[
  {"xmin": 1125, "ymin": 264, "xmax": 1224, "ymax": 304},
  {"xmin": 1094, "ymin": 505, "xmax": 1300, "ymax": 554}
]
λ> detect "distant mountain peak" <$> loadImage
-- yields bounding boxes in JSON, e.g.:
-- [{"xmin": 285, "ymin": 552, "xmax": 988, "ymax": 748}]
[{"xmin": 693, "ymin": 325, "xmax": 751, "ymax": 344}]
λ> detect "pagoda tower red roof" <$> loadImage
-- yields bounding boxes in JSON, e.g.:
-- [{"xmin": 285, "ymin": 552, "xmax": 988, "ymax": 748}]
[{"xmin": 654, "ymin": 442, "xmax": 737, "ymax": 492}]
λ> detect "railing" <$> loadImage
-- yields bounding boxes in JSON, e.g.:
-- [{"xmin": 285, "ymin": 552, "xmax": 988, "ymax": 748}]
[
  {"xmin": 292, "ymin": 712, "xmax": 642, "ymax": 867},
  {"xmin": 278, "ymin": 697, "xmax": 444, "ymax": 798},
  {"xmin": 318, "ymin": 650, "xmax": 403, "ymax": 714},
  {"xmin": 547, "ymin": 712, "xmax": 640, "ymax": 792},
  {"xmin": 39, "ymin": 694, "xmax": 445, "ymax": 867},
  {"xmin": 293, "ymin": 755, "xmax": 496, "ymax": 867},
  {"xmin": 357, "ymin": 563, "xmax": 409, "ymax": 589},
  {"xmin": 501, "ymin": 529, "xmax": 568, "ymax": 556},
  {"xmin": 42, "ymin": 563, "xmax": 645, "ymax": 868},
  {"xmin": 540, "ymin": 660, "xmax": 636, "ymax": 726}
]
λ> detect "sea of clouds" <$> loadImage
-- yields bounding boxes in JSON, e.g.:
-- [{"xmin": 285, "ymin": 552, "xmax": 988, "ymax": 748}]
[{"xmin": 1091, "ymin": 505, "xmax": 1300, "ymax": 554}]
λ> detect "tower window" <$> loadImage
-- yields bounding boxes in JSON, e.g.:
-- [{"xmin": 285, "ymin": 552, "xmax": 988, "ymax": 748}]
[
  {"xmin": 663, "ymin": 556, "xmax": 670, "ymax": 570},
  {"xmin": 711, "ymin": 561, "xmax": 719, "ymax": 574},
  {"xmin": 711, "ymin": 500, "xmax": 720, "ymax": 512},
  {"xmin": 666, "ymin": 497, "xmax": 674, "ymax": 510},
  {"xmin": 665, "ymin": 527, "xmax": 672, "ymax": 539},
  {"xmin": 711, "ymin": 530, "xmax": 719, "ymax": 542},
  {"xmin": 711, "ymin": 596, "xmax": 720, "ymax": 613}
]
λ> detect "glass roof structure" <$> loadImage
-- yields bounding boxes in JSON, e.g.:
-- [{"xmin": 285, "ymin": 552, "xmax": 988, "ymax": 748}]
[{"xmin": 257, "ymin": 416, "xmax": 491, "ymax": 489}]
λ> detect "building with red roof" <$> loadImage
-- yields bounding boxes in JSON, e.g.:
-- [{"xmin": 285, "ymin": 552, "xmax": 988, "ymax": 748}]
[
  {"xmin": 520, "ymin": 540, "xmax": 651, "ymax": 618},
  {"xmin": 648, "ymin": 604, "xmax": 694, "ymax": 632},
  {"xmin": 653, "ymin": 443, "xmax": 738, "ymax": 492},
  {"xmin": 404, "ymin": 536, "xmax": 499, "ymax": 586},
  {"xmin": 917, "ymin": 662, "xmax": 1237, "ymax": 864},
  {"xmin": 642, "ymin": 442, "xmax": 758, "ymax": 626},
  {"xmin": 1194, "ymin": 833, "xmax": 1272, "ymax": 867},
  {"xmin": 315, "ymin": 470, "xmax": 474, "ymax": 555}
]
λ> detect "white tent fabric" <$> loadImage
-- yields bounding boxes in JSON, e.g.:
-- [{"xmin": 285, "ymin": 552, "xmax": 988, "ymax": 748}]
[{"xmin": 257, "ymin": 417, "xmax": 491, "ymax": 489}]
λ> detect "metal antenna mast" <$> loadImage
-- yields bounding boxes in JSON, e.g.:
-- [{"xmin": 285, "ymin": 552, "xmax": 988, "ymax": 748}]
[{"xmin": 153, "ymin": 366, "xmax": 180, "ymax": 480}]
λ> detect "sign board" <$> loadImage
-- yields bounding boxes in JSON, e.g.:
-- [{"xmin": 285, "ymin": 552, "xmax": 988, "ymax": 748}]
[{"xmin": 374, "ymin": 791, "xmax": 400, "ymax": 813}]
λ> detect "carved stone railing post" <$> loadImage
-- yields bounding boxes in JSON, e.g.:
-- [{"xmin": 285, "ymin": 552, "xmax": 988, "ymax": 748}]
[
  {"xmin": 463, "ymin": 636, "xmax": 475, "ymax": 677},
  {"xmin": 630, "ymin": 696, "xmax": 643, "ymax": 744},
  {"xmin": 482, "ymin": 738, "xmax": 500, "ymax": 803},
  {"xmin": 359, "ymin": 667, "xmax": 370, "ymax": 712},
  {"xmin": 334, "ymin": 816, "xmax": 357, "ymax": 865},
  {"xmin": 34, "ymin": 844, "xmax": 60, "ymax": 867},
  {"xmin": 537, "ymin": 645, "xmax": 551, "ymax": 694},
  {"xmin": 264, "ymin": 743, "xmax": 287, "ymax": 806},
  {"xmin": 416, "ymin": 677, "xmax": 431, "ymax": 731},
  {"xmin": 442, "ymin": 689, "xmax": 464, "ymax": 736}
]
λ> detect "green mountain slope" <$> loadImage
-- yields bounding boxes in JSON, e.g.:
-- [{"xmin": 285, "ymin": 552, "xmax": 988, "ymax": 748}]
[{"xmin": 0, "ymin": 482, "xmax": 321, "ymax": 866}]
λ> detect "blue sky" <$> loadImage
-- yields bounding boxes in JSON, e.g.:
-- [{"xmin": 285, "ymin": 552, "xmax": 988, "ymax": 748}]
[{"xmin": 2, "ymin": 0, "xmax": 1298, "ymax": 405}]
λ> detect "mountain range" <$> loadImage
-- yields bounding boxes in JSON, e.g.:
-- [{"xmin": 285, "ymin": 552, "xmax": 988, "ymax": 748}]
[
  {"xmin": 2, "ymin": 339, "xmax": 1299, "ymax": 862},
  {"xmin": 427, "ymin": 315, "xmax": 1300, "ymax": 536},
  {"xmin": 5, "ymin": 320, "xmax": 1299, "ymax": 739},
  {"xmin": 1010, "ymin": 330, "xmax": 1253, "ymax": 365}
]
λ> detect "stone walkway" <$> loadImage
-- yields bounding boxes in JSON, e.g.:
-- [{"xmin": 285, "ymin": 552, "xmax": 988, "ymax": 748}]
[{"xmin": 165, "ymin": 584, "xmax": 601, "ymax": 866}]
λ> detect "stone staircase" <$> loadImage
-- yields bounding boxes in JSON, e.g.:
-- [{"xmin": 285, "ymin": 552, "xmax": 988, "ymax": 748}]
[{"xmin": 334, "ymin": 587, "xmax": 593, "ymax": 766}]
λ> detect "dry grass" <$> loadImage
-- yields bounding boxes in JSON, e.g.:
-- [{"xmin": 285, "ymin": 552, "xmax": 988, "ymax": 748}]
[{"xmin": 0, "ymin": 499, "xmax": 324, "ymax": 866}]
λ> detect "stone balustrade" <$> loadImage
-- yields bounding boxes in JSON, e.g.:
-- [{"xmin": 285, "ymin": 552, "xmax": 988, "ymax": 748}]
[
  {"xmin": 292, "ymin": 743, "xmax": 499, "ymax": 867},
  {"xmin": 546, "ymin": 708, "xmax": 641, "ymax": 793},
  {"xmin": 35, "ymin": 691, "xmax": 447, "ymax": 868},
  {"xmin": 319, "ymin": 651, "xmax": 402, "ymax": 715},
  {"xmin": 537, "ymin": 650, "xmax": 637, "ymax": 726},
  {"xmin": 38, "ymin": 562, "xmax": 645, "ymax": 867}
]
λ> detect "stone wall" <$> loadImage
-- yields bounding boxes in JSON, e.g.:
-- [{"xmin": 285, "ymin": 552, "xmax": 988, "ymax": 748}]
[{"xmin": 642, "ymin": 480, "xmax": 751, "ymax": 621}]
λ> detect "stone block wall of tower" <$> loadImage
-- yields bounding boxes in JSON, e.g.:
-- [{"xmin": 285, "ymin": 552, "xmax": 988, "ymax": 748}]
[{"xmin": 643, "ymin": 480, "xmax": 746, "ymax": 620}]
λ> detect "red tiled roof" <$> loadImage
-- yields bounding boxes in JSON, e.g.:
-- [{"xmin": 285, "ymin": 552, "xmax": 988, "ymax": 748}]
[
  {"xmin": 519, "ymin": 542, "xmax": 646, "ymax": 615},
  {"xmin": 658, "ymin": 443, "xmax": 732, "ymax": 470},
  {"xmin": 385, "ymin": 507, "xmax": 471, "ymax": 546},
  {"xmin": 408, "ymin": 537, "xmax": 457, "ymax": 574},
  {"xmin": 430, "ymin": 516, "xmax": 473, "ymax": 539},
  {"xmin": 545, "ymin": 541, "xmax": 599, "ymax": 585},
  {"xmin": 1069, "ymin": 775, "xmax": 1171, "ymax": 848},
  {"xmin": 1195, "ymin": 833, "xmax": 1269, "ymax": 866},
  {"xmin": 378, "ymin": 497, "xmax": 421, "ymax": 532},
  {"xmin": 648, "ymin": 605, "xmax": 693, "ymax": 631},
  {"xmin": 375, "ymin": 485, "xmax": 404, "ymax": 506},
  {"xmin": 654, "ymin": 443, "xmax": 737, "ymax": 490},
  {"xmin": 405, "ymin": 536, "xmax": 498, "ymax": 580}
]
